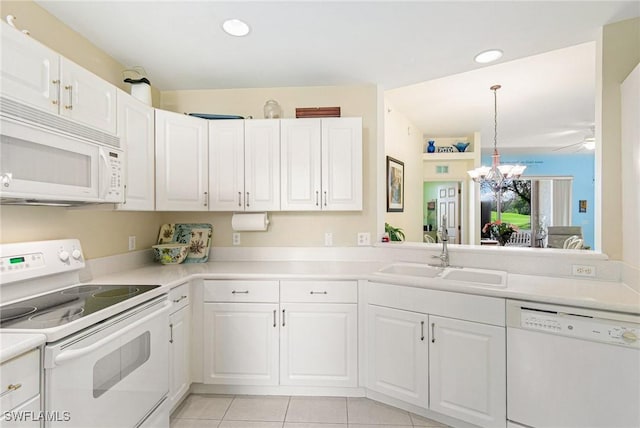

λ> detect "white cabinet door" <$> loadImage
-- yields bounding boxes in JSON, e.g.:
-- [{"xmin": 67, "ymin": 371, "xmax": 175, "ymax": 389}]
[
  {"xmin": 367, "ymin": 304, "xmax": 428, "ymax": 407},
  {"xmin": 208, "ymin": 120, "xmax": 245, "ymax": 211},
  {"xmin": 59, "ymin": 57, "xmax": 117, "ymax": 134},
  {"xmin": 429, "ymin": 315, "xmax": 506, "ymax": 428},
  {"xmin": 321, "ymin": 117, "xmax": 362, "ymax": 211},
  {"xmin": 280, "ymin": 303, "xmax": 357, "ymax": 387},
  {"xmin": 116, "ymin": 90, "xmax": 155, "ymax": 211},
  {"xmin": 155, "ymin": 109, "xmax": 208, "ymax": 211},
  {"xmin": 169, "ymin": 304, "xmax": 191, "ymax": 410},
  {"xmin": 244, "ymin": 119, "xmax": 280, "ymax": 211},
  {"xmin": 203, "ymin": 303, "xmax": 279, "ymax": 385},
  {"xmin": 0, "ymin": 22, "xmax": 59, "ymax": 113},
  {"xmin": 280, "ymin": 119, "xmax": 322, "ymax": 210}
]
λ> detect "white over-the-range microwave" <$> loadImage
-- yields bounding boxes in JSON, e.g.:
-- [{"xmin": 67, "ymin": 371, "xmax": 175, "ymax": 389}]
[{"xmin": 0, "ymin": 97, "xmax": 125, "ymax": 206}]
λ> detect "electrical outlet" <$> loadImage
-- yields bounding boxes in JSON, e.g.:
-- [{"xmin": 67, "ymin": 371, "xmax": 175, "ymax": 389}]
[
  {"xmin": 572, "ymin": 264, "xmax": 596, "ymax": 277},
  {"xmin": 357, "ymin": 232, "xmax": 371, "ymax": 246},
  {"xmin": 128, "ymin": 236, "xmax": 136, "ymax": 251},
  {"xmin": 324, "ymin": 232, "xmax": 333, "ymax": 246},
  {"xmin": 232, "ymin": 233, "xmax": 241, "ymax": 246}
]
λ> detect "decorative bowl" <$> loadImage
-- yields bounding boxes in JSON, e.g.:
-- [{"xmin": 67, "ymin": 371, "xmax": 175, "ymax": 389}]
[
  {"xmin": 152, "ymin": 243, "xmax": 190, "ymax": 265},
  {"xmin": 452, "ymin": 142, "xmax": 470, "ymax": 152}
]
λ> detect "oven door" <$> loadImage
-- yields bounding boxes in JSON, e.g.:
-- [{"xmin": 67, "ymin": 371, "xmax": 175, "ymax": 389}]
[{"xmin": 43, "ymin": 297, "xmax": 169, "ymax": 428}]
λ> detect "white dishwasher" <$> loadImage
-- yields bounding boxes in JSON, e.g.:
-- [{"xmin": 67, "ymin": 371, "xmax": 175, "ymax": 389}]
[{"xmin": 506, "ymin": 300, "xmax": 640, "ymax": 428}]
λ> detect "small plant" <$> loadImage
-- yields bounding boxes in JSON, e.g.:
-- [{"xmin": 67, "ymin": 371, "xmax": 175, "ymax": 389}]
[{"xmin": 384, "ymin": 222, "xmax": 405, "ymax": 242}]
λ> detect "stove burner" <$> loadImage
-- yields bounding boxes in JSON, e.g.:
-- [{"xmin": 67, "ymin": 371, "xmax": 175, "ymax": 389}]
[
  {"xmin": 0, "ymin": 306, "xmax": 37, "ymax": 322},
  {"xmin": 61, "ymin": 285, "xmax": 103, "ymax": 295},
  {"xmin": 29, "ymin": 307, "xmax": 84, "ymax": 327},
  {"xmin": 93, "ymin": 287, "xmax": 140, "ymax": 299}
]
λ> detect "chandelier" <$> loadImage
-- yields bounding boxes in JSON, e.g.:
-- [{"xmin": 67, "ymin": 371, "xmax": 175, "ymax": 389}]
[{"xmin": 468, "ymin": 85, "xmax": 526, "ymax": 192}]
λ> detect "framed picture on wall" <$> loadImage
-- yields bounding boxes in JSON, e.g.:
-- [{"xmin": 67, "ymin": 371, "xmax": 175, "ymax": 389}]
[{"xmin": 386, "ymin": 156, "xmax": 404, "ymax": 212}]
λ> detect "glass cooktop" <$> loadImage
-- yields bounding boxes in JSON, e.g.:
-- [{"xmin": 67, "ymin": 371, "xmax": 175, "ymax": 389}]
[{"xmin": 0, "ymin": 284, "xmax": 160, "ymax": 329}]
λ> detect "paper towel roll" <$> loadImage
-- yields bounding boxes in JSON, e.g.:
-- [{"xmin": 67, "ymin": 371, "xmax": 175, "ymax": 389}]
[{"xmin": 231, "ymin": 213, "xmax": 270, "ymax": 231}]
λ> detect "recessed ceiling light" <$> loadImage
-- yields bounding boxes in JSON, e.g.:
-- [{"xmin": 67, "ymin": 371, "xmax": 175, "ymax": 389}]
[
  {"xmin": 474, "ymin": 49, "xmax": 503, "ymax": 64},
  {"xmin": 222, "ymin": 19, "xmax": 250, "ymax": 37}
]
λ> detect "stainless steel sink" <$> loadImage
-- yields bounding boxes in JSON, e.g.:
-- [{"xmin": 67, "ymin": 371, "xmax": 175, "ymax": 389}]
[
  {"xmin": 377, "ymin": 263, "xmax": 507, "ymax": 287},
  {"xmin": 378, "ymin": 263, "xmax": 443, "ymax": 278}
]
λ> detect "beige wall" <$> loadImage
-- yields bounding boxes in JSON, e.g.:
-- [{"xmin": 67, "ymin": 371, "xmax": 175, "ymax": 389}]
[
  {"xmin": 160, "ymin": 85, "xmax": 378, "ymax": 247},
  {"xmin": 382, "ymin": 101, "xmax": 424, "ymax": 242},
  {"xmin": 596, "ymin": 17, "xmax": 640, "ymax": 260}
]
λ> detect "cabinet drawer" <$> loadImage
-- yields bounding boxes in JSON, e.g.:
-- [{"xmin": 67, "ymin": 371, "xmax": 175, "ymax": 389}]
[
  {"xmin": 0, "ymin": 349, "xmax": 40, "ymax": 412},
  {"xmin": 0, "ymin": 395, "xmax": 40, "ymax": 427},
  {"xmin": 280, "ymin": 280, "xmax": 357, "ymax": 303},
  {"xmin": 170, "ymin": 283, "xmax": 190, "ymax": 312},
  {"xmin": 204, "ymin": 280, "xmax": 279, "ymax": 303}
]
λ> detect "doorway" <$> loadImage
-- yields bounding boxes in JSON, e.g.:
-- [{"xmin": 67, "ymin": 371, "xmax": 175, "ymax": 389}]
[{"xmin": 423, "ymin": 181, "xmax": 462, "ymax": 244}]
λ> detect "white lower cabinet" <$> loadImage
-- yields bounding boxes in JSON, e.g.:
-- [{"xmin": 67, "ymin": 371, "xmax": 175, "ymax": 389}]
[
  {"xmin": 203, "ymin": 302, "xmax": 280, "ymax": 385},
  {"xmin": 429, "ymin": 315, "xmax": 506, "ymax": 428},
  {"xmin": 280, "ymin": 302, "xmax": 357, "ymax": 387},
  {"xmin": 0, "ymin": 348, "xmax": 41, "ymax": 428},
  {"xmin": 169, "ymin": 284, "xmax": 191, "ymax": 410},
  {"xmin": 366, "ymin": 304, "xmax": 428, "ymax": 407},
  {"xmin": 365, "ymin": 281, "xmax": 506, "ymax": 428}
]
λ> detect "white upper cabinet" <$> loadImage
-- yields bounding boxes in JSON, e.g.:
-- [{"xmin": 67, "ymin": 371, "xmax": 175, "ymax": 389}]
[
  {"xmin": 280, "ymin": 119, "xmax": 322, "ymax": 210},
  {"xmin": 0, "ymin": 23, "xmax": 116, "ymax": 135},
  {"xmin": 281, "ymin": 117, "xmax": 362, "ymax": 211},
  {"xmin": 322, "ymin": 118, "xmax": 362, "ymax": 210},
  {"xmin": 155, "ymin": 109, "xmax": 208, "ymax": 211},
  {"xmin": 244, "ymin": 120, "xmax": 281, "ymax": 211},
  {"xmin": 116, "ymin": 90, "xmax": 155, "ymax": 211},
  {"xmin": 59, "ymin": 58, "xmax": 117, "ymax": 134},
  {"xmin": 1, "ymin": 22, "xmax": 59, "ymax": 114},
  {"xmin": 208, "ymin": 120, "xmax": 245, "ymax": 211}
]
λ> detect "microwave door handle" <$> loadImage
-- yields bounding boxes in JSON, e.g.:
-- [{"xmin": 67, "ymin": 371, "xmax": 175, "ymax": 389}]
[
  {"xmin": 98, "ymin": 149, "xmax": 110, "ymax": 199},
  {"xmin": 53, "ymin": 301, "xmax": 170, "ymax": 367}
]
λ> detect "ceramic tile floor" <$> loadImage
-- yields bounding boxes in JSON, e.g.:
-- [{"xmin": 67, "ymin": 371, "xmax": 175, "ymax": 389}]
[{"xmin": 171, "ymin": 395, "xmax": 450, "ymax": 428}]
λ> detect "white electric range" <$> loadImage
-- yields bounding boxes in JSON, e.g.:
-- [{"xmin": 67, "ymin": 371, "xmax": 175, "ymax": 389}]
[{"xmin": 0, "ymin": 239, "xmax": 170, "ymax": 428}]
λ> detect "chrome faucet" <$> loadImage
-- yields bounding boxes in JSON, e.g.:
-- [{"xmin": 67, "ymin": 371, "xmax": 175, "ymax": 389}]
[{"xmin": 432, "ymin": 214, "xmax": 450, "ymax": 268}]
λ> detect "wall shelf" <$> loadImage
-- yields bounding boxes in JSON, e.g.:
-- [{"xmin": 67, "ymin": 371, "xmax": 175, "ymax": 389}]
[{"xmin": 422, "ymin": 152, "xmax": 476, "ymax": 161}]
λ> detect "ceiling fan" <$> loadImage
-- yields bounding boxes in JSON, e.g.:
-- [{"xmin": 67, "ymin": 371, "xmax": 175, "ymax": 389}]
[{"xmin": 553, "ymin": 126, "xmax": 596, "ymax": 152}]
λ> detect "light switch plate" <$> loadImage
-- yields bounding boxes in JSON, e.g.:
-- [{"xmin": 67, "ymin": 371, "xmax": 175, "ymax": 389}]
[
  {"xmin": 128, "ymin": 236, "xmax": 136, "ymax": 251},
  {"xmin": 357, "ymin": 232, "xmax": 371, "ymax": 246},
  {"xmin": 324, "ymin": 232, "xmax": 333, "ymax": 246}
]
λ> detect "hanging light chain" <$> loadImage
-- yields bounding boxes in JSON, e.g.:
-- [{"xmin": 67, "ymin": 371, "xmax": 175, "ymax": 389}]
[{"xmin": 491, "ymin": 84, "xmax": 501, "ymax": 152}]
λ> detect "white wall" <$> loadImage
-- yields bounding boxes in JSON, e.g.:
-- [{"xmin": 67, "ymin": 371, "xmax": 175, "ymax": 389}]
[
  {"xmin": 383, "ymin": 100, "xmax": 424, "ymax": 242},
  {"xmin": 620, "ymin": 63, "xmax": 640, "ymax": 290}
]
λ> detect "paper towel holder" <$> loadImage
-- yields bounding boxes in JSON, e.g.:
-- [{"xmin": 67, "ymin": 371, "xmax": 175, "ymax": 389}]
[{"xmin": 231, "ymin": 212, "xmax": 270, "ymax": 231}]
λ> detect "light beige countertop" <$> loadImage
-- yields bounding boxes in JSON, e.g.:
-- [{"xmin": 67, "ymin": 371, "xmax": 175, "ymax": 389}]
[
  {"xmin": 89, "ymin": 260, "xmax": 640, "ymax": 315},
  {"xmin": 0, "ymin": 332, "xmax": 46, "ymax": 363}
]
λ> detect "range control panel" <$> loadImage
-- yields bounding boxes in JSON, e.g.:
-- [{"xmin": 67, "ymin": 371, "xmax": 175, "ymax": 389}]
[
  {"xmin": 521, "ymin": 308, "xmax": 639, "ymax": 349},
  {"xmin": 0, "ymin": 239, "xmax": 84, "ymax": 284}
]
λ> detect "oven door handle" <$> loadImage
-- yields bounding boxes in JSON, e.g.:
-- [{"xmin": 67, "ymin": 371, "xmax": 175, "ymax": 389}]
[{"xmin": 53, "ymin": 301, "xmax": 170, "ymax": 367}]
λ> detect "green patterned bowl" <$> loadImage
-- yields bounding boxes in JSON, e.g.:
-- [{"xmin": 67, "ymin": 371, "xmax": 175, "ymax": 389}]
[{"xmin": 152, "ymin": 243, "xmax": 190, "ymax": 265}]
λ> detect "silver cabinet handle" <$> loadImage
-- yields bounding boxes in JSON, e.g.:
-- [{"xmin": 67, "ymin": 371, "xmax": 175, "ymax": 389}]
[
  {"xmin": 273, "ymin": 310, "xmax": 277, "ymax": 328},
  {"xmin": 64, "ymin": 84, "xmax": 73, "ymax": 110},
  {"xmin": 431, "ymin": 322, "xmax": 436, "ymax": 343},
  {"xmin": 315, "ymin": 191, "xmax": 319, "ymax": 206},
  {"xmin": 172, "ymin": 295, "xmax": 187, "ymax": 303},
  {"xmin": 169, "ymin": 323, "xmax": 174, "ymax": 344},
  {"xmin": 282, "ymin": 309, "xmax": 286, "ymax": 327},
  {"xmin": 310, "ymin": 291, "xmax": 327, "ymax": 295},
  {"xmin": 231, "ymin": 290, "xmax": 249, "ymax": 294},
  {"xmin": 323, "ymin": 191, "xmax": 327, "ymax": 207},
  {"xmin": 204, "ymin": 191, "xmax": 209, "ymax": 207},
  {"xmin": 52, "ymin": 79, "xmax": 60, "ymax": 105},
  {"xmin": 238, "ymin": 191, "xmax": 242, "ymax": 207},
  {"xmin": 246, "ymin": 192, "xmax": 250, "ymax": 207},
  {"xmin": 421, "ymin": 321, "xmax": 425, "ymax": 341},
  {"xmin": 0, "ymin": 383, "xmax": 22, "ymax": 398}
]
